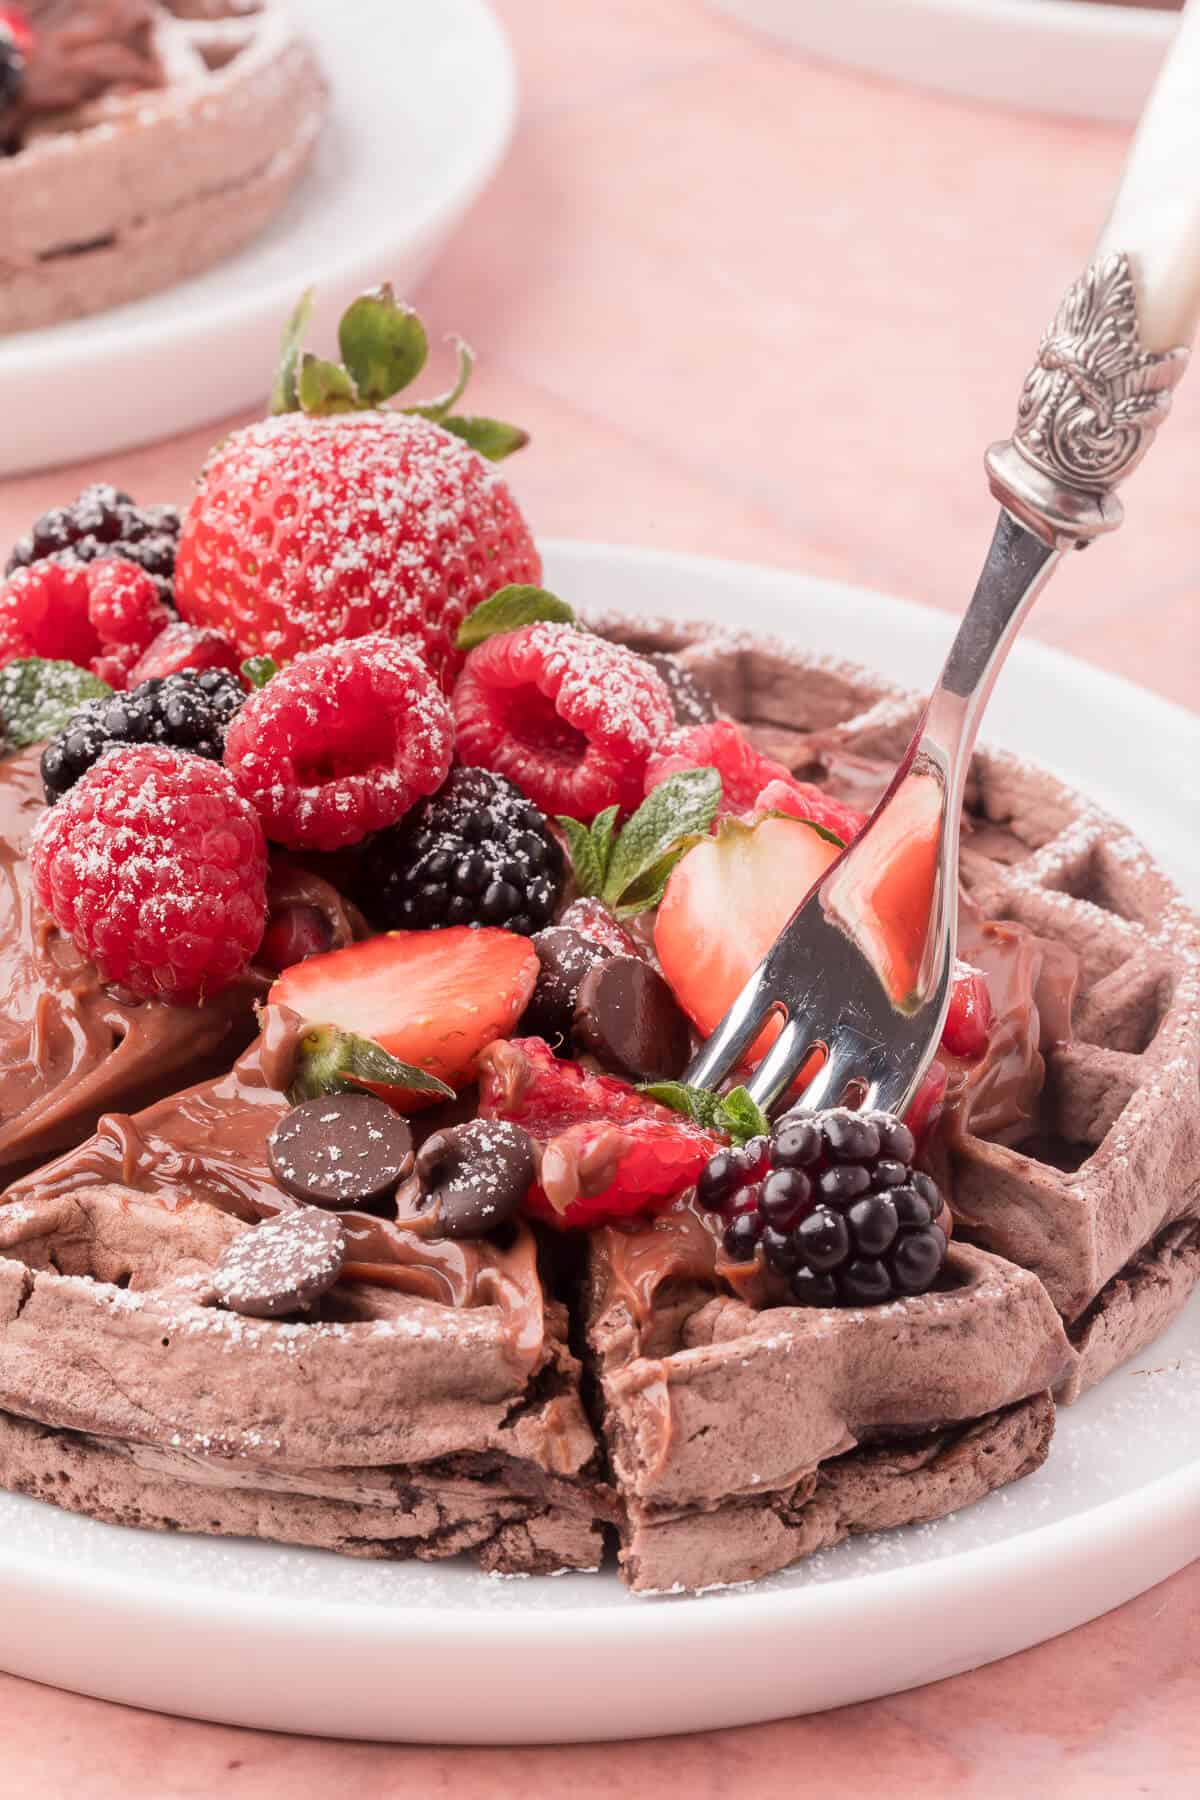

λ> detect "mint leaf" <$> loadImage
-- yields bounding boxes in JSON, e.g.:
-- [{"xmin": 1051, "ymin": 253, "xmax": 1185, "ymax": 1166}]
[
  {"xmin": 0, "ymin": 659, "xmax": 111, "ymax": 752},
  {"xmin": 297, "ymin": 353, "xmax": 359, "ymax": 416},
  {"xmin": 241, "ymin": 655, "xmax": 278, "ymax": 690},
  {"xmin": 602, "ymin": 768, "xmax": 721, "ymax": 913},
  {"xmin": 639, "ymin": 1082, "xmax": 722, "ymax": 1130},
  {"xmin": 405, "ymin": 336, "xmax": 474, "ymax": 423},
  {"xmin": 589, "ymin": 805, "xmax": 620, "ymax": 885},
  {"xmin": 289, "ymin": 1025, "xmax": 453, "ymax": 1105},
  {"xmin": 556, "ymin": 815, "xmax": 606, "ymax": 898},
  {"xmin": 714, "ymin": 1087, "xmax": 770, "ymax": 1144},
  {"xmin": 269, "ymin": 287, "xmax": 314, "ymax": 415},
  {"xmin": 457, "ymin": 585, "xmax": 576, "ymax": 651},
  {"xmin": 338, "ymin": 285, "xmax": 428, "ymax": 405},
  {"xmin": 441, "ymin": 414, "xmax": 530, "ymax": 461}
]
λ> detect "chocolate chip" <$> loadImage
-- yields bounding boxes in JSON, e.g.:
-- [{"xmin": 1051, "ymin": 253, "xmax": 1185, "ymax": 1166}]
[
  {"xmin": 574, "ymin": 954, "xmax": 691, "ymax": 1081},
  {"xmin": 268, "ymin": 1093, "xmax": 413, "ymax": 1211},
  {"xmin": 415, "ymin": 1119, "xmax": 536, "ymax": 1239},
  {"xmin": 522, "ymin": 926, "xmax": 608, "ymax": 1043},
  {"xmin": 642, "ymin": 652, "xmax": 719, "ymax": 725},
  {"xmin": 213, "ymin": 1209, "xmax": 346, "ymax": 1319}
]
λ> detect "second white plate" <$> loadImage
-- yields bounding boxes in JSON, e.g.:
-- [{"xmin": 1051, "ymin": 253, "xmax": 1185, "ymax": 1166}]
[
  {"xmin": 0, "ymin": 541, "xmax": 1196, "ymax": 1743},
  {"xmin": 0, "ymin": 0, "xmax": 516, "ymax": 478}
]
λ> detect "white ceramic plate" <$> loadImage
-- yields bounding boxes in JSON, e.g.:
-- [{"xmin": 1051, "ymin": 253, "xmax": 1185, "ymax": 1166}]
[
  {"xmin": 1, "ymin": 540, "xmax": 1196, "ymax": 1744},
  {"xmin": 710, "ymin": 0, "xmax": 1178, "ymax": 124},
  {"xmin": 0, "ymin": 0, "xmax": 516, "ymax": 478}
]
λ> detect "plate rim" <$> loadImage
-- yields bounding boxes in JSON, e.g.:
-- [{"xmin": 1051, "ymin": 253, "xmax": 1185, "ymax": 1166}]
[{"xmin": 1, "ymin": 538, "xmax": 1195, "ymax": 1735}]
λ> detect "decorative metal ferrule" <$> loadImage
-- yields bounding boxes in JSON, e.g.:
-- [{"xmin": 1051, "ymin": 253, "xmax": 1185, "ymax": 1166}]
[{"xmin": 986, "ymin": 252, "xmax": 1189, "ymax": 548}]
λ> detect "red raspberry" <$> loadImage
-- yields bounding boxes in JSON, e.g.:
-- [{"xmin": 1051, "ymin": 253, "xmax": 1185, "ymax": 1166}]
[
  {"xmin": 175, "ymin": 412, "xmax": 540, "ymax": 691},
  {"xmin": 478, "ymin": 1037, "xmax": 723, "ymax": 1229},
  {"xmin": 0, "ymin": 562, "xmax": 97, "ymax": 668},
  {"xmin": 644, "ymin": 719, "xmax": 793, "ymax": 813},
  {"xmin": 31, "ymin": 745, "xmax": 268, "ymax": 1004},
  {"xmin": 127, "ymin": 621, "xmax": 241, "ymax": 686},
  {"xmin": 0, "ymin": 556, "xmax": 170, "ymax": 688},
  {"xmin": 453, "ymin": 623, "xmax": 675, "ymax": 820},
  {"xmin": 753, "ymin": 776, "xmax": 868, "ymax": 847},
  {"xmin": 223, "ymin": 634, "xmax": 454, "ymax": 853},
  {"xmin": 84, "ymin": 558, "xmax": 169, "ymax": 657}
]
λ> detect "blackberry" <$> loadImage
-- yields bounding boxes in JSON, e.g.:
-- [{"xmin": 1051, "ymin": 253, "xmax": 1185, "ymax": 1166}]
[
  {"xmin": 697, "ymin": 1107, "xmax": 947, "ymax": 1306},
  {"xmin": 361, "ymin": 766, "xmax": 564, "ymax": 936},
  {"xmin": 5, "ymin": 484, "xmax": 182, "ymax": 605},
  {"xmin": 41, "ymin": 668, "xmax": 245, "ymax": 801}
]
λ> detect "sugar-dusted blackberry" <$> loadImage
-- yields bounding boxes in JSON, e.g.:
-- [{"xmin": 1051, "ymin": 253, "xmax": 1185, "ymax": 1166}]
[
  {"xmin": 41, "ymin": 667, "xmax": 244, "ymax": 801},
  {"xmin": 701, "ymin": 1105, "xmax": 948, "ymax": 1305},
  {"xmin": 5, "ymin": 484, "xmax": 182, "ymax": 605},
  {"xmin": 361, "ymin": 766, "xmax": 564, "ymax": 937}
]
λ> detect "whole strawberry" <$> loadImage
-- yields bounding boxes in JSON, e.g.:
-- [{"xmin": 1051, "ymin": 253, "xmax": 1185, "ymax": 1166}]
[{"xmin": 174, "ymin": 286, "xmax": 538, "ymax": 691}]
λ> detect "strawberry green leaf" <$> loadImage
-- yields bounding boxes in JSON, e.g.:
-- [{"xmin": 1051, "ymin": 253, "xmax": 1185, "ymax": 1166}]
[
  {"xmin": 440, "ymin": 413, "xmax": 530, "ymax": 462},
  {"xmin": 0, "ymin": 658, "xmax": 111, "ymax": 753},
  {"xmin": 297, "ymin": 353, "xmax": 360, "ymax": 416},
  {"xmin": 761, "ymin": 809, "xmax": 846, "ymax": 850},
  {"xmin": 289, "ymin": 1024, "xmax": 453, "ymax": 1106},
  {"xmin": 714, "ymin": 1087, "xmax": 770, "ymax": 1144},
  {"xmin": 404, "ymin": 336, "xmax": 474, "ymax": 423},
  {"xmin": 338, "ymin": 285, "xmax": 428, "ymax": 405},
  {"xmin": 457, "ymin": 584, "xmax": 576, "ymax": 651},
  {"xmin": 602, "ymin": 768, "xmax": 721, "ymax": 914},
  {"xmin": 241, "ymin": 655, "xmax": 278, "ymax": 691},
  {"xmin": 638, "ymin": 1081, "xmax": 722, "ymax": 1131},
  {"xmin": 269, "ymin": 287, "xmax": 314, "ymax": 415},
  {"xmin": 556, "ymin": 815, "xmax": 606, "ymax": 899}
]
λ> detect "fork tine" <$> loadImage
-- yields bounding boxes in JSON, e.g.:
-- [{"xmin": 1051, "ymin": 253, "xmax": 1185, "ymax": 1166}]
[
  {"xmin": 683, "ymin": 967, "xmax": 782, "ymax": 1092},
  {"xmin": 783, "ymin": 1037, "xmax": 860, "ymax": 1116},
  {"xmin": 741, "ymin": 1016, "xmax": 821, "ymax": 1112}
]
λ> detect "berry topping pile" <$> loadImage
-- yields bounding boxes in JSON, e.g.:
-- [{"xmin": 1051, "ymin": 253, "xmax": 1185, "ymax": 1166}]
[
  {"xmin": 5, "ymin": 484, "xmax": 182, "ymax": 605},
  {"xmin": 222, "ymin": 635, "xmax": 454, "ymax": 852},
  {"xmin": 3, "ymin": 278, "xmax": 1013, "ymax": 1319},
  {"xmin": 360, "ymin": 765, "xmax": 563, "ymax": 935},
  {"xmin": 30, "ymin": 745, "xmax": 268, "ymax": 1003},
  {"xmin": 697, "ymin": 1107, "xmax": 950, "ymax": 1306},
  {"xmin": 41, "ymin": 668, "xmax": 244, "ymax": 802},
  {"xmin": 452, "ymin": 622, "xmax": 676, "ymax": 819}
]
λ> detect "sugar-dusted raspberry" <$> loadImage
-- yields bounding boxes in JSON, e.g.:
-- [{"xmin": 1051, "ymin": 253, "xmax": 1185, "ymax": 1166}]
[
  {"xmin": 0, "ymin": 561, "xmax": 96, "ymax": 669},
  {"xmin": 223, "ymin": 634, "xmax": 454, "ymax": 852},
  {"xmin": 453, "ymin": 623, "xmax": 675, "ymax": 820},
  {"xmin": 84, "ymin": 558, "xmax": 169, "ymax": 657},
  {"xmin": 0, "ymin": 555, "xmax": 171, "ymax": 689},
  {"xmin": 31, "ymin": 745, "xmax": 268, "ymax": 1003},
  {"xmin": 126, "ymin": 621, "xmax": 240, "ymax": 686},
  {"xmin": 644, "ymin": 718, "xmax": 793, "ymax": 813}
]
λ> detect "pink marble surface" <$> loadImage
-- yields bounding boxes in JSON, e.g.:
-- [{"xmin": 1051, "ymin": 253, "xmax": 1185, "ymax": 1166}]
[{"xmin": 0, "ymin": 0, "xmax": 1196, "ymax": 1791}]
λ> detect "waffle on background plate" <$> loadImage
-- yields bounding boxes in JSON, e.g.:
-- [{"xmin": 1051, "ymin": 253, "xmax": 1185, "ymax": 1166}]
[
  {"xmin": 0, "ymin": 617, "xmax": 1196, "ymax": 1593},
  {"xmin": 0, "ymin": 1, "xmax": 327, "ymax": 333}
]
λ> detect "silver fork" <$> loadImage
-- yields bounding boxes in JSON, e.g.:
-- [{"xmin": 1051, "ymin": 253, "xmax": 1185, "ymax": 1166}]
[{"xmin": 687, "ymin": 3, "xmax": 1200, "ymax": 1118}]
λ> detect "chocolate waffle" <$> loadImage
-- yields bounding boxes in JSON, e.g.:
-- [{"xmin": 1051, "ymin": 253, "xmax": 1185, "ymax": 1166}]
[
  {"xmin": 0, "ymin": 2, "xmax": 326, "ymax": 332},
  {"xmin": 1, "ymin": 615, "xmax": 1196, "ymax": 1591}
]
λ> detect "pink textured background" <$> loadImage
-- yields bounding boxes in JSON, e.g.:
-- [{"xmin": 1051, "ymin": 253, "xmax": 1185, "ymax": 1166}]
[{"xmin": 0, "ymin": 1, "xmax": 1196, "ymax": 1792}]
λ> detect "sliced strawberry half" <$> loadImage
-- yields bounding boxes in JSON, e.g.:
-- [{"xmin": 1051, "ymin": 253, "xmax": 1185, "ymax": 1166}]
[
  {"xmin": 478, "ymin": 1036, "xmax": 724, "ymax": 1228},
  {"xmin": 753, "ymin": 776, "xmax": 867, "ymax": 849},
  {"xmin": 654, "ymin": 814, "xmax": 842, "ymax": 1060},
  {"xmin": 269, "ymin": 927, "xmax": 538, "ymax": 1100}
]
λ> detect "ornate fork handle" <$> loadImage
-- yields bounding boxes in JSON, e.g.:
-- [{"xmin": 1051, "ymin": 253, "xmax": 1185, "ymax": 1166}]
[{"xmin": 986, "ymin": 252, "xmax": 1189, "ymax": 549}]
